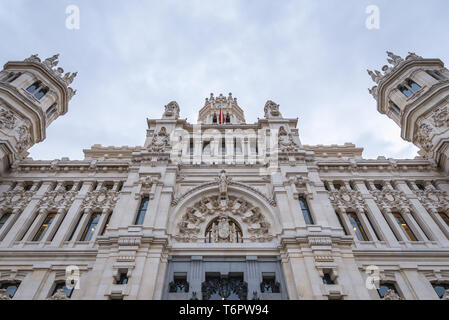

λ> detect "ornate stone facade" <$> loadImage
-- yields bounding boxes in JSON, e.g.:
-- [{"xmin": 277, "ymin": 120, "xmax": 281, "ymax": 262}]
[{"xmin": 0, "ymin": 53, "xmax": 448, "ymax": 301}]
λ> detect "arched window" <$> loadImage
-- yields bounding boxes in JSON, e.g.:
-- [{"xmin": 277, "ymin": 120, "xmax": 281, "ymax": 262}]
[
  {"xmin": 26, "ymin": 81, "xmax": 41, "ymax": 94},
  {"xmin": 205, "ymin": 217, "xmax": 243, "ymax": 243},
  {"xmin": 226, "ymin": 114, "xmax": 230, "ymax": 123},
  {"xmin": 212, "ymin": 114, "xmax": 217, "ymax": 124}
]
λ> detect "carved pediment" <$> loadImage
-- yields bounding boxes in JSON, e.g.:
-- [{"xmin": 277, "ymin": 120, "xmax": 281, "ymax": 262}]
[{"xmin": 175, "ymin": 195, "xmax": 273, "ymax": 243}]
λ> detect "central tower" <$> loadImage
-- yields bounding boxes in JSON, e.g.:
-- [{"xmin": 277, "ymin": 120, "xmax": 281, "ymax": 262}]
[{"xmin": 197, "ymin": 93, "xmax": 245, "ymax": 125}]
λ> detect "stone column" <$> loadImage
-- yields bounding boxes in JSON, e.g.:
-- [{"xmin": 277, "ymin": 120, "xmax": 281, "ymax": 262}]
[{"xmin": 354, "ymin": 181, "xmax": 400, "ymax": 247}]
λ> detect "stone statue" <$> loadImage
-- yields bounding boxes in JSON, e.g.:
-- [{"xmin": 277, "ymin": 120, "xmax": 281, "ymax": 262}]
[
  {"xmin": 278, "ymin": 126, "xmax": 299, "ymax": 152},
  {"xmin": 382, "ymin": 289, "xmax": 402, "ymax": 300},
  {"xmin": 0, "ymin": 289, "xmax": 11, "ymax": 300},
  {"xmin": 149, "ymin": 127, "xmax": 169, "ymax": 152},
  {"xmin": 163, "ymin": 101, "xmax": 180, "ymax": 119},
  {"xmin": 229, "ymin": 222, "xmax": 236, "ymax": 243},
  {"xmin": 24, "ymin": 54, "xmax": 40, "ymax": 63},
  {"xmin": 217, "ymin": 170, "xmax": 229, "ymax": 196},
  {"xmin": 43, "ymin": 54, "xmax": 60, "ymax": 69},
  {"xmin": 264, "ymin": 100, "xmax": 282, "ymax": 119},
  {"xmin": 386, "ymin": 51, "xmax": 403, "ymax": 66},
  {"xmin": 47, "ymin": 288, "xmax": 69, "ymax": 300},
  {"xmin": 218, "ymin": 217, "xmax": 230, "ymax": 240}
]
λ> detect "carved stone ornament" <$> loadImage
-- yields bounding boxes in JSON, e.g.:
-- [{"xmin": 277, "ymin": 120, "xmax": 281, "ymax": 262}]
[
  {"xmin": 162, "ymin": 101, "xmax": 180, "ymax": 120},
  {"xmin": 0, "ymin": 108, "xmax": 16, "ymax": 130},
  {"xmin": 382, "ymin": 289, "xmax": 403, "ymax": 300},
  {"xmin": 176, "ymin": 195, "xmax": 272, "ymax": 243},
  {"xmin": 432, "ymin": 105, "xmax": 449, "ymax": 128},
  {"xmin": 148, "ymin": 127, "xmax": 170, "ymax": 152},
  {"xmin": 39, "ymin": 188, "xmax": 76, "ymax": 211},
  {"xmin": 81, "ymin": 188, "xmax": 119, "ymax": 211},
  {"xmin": 0, "ymin": 289, "xmax": 11, "ymax": 300},
  {"xmin": 201, "ymin": 277, "xmax": 248, "ymax": 300},
  {"xmin": 367, "ymin": 51, "xmax": 423, "ymax": 92},
  {"xmin": 23, "ymin": 54, "xmax": 77, "ymax": 100},
  {"xmin": 278, "ymin": 126, "xmax": 299, "ymax": 153},
  {"xmin": 16, "ymin": 123, "xmax": 33, "ymax": 154},
  {"xmin": 216, "ymin": 170, "xmax": 231, "ymax": 197},
  {"xmin": 139, "ymin": 175, "xmax": 158, "ymax": 191},
  {"xmin": 372, "ymin": 188, "xmax": 411, "ymax": 214},
  {"xmin": 47, "ymin": 289, "xmax": 69, "ymax": 300},
  {"xmin": 329, "ymin": 188, "xmax": 366, "ymax": 213},
  {"xmin": 414, "ymin": 121, "xmax": 434, "ymax": 152},
  {"xmin": 264, "ymin": 100, "xmax": 282, "ymax": 119},
  {"xmin": 0, "ymin": 188, "xmax": 34, "ymax": 212}
]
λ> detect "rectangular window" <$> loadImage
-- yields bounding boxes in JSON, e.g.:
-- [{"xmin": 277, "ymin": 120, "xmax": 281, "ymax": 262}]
[
  {"xmin": 439, "ymin": 212, "xmax": 449, "ymax": 227},
  {"xmin": 220, "ymin": 138, "xmax": 226, "ymax": 155},
  {"xmin": 0, "ymin": 213, "xmax": 11, "ymax": 230},
  {"xmin": 101, "ymin": 214, "xmax": 112, "ymax": 236},
  {"xmin": 80, "ymin": 213, "xmax": 101, "ymax": 242},
  {"xmin": 408, "ymin": 79, "xmax": 421, "ymax": 92},
  {"xmin": 365, "ymin": 213, "xmax": 381, "ymax": 241},
  {"xmin": 335, "ymin": 211, "xmax": 348, "ymax": 235},
  {"xmin": 347, "ymin": 212, "xmax": 369, "ymax": 241},
  {"xmin": 134, "ymin": 197, "xmax": 149, "ymax": 225},
  {"xmin": 50, "ymin": 212, "xmax": 66, "ymax": 241},
  {"xmin": 399, "ymin": 86, "xmax": 413, "ymax": 98},
  {"xmin": 32, "ymin": 213, "xmax": 56, "ymax": 241},
  {"xmin": 68, "ymin": 214, "xmax": 83, "ymax": 241},
  {"xmin": 299, "ymin": 197, "xmax": 314, "ymax": 225},
  {"xmin": 392, "ymin": 212, "xmax": 417, "ymax": 241},
  {"xmin": 234, "ymin": 138, "xmax": 242, "ymax": 154},
  {"xmin": 189, "ymin": 138, "xmax": 194, "ymax": 155}
]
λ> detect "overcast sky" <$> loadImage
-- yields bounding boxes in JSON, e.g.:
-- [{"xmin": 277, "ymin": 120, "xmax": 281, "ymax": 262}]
[{"xmin": 1, "ymin": 0, "xmax": 448, "ymax": 161}]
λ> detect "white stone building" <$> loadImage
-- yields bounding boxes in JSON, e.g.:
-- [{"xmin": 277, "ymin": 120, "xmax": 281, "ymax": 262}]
[{"xmin": 0, "ymin": 52, "xmax": 449, "ymax": 300}]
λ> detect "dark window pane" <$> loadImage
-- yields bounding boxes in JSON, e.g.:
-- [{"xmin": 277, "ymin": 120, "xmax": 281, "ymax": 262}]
[
  {"xmin": 34, "ymin": 87, "xmax": 48, "ymax": 100},
  {"xmin": 299, "ymin": 197, "xmax": 314, "ymax": 225},
  {"xmin": 135, "ymin": 197, "xmax": 149, "ymax": 225},
  {"xmin": 260, "ymin": 276, "xmax": 280, "ymax": 293},
  {"xmin": 101, "ymin": 214, "xmax": 111, "ymax": 236},
  {"xmin": 439, "ymin": 212, "xmax": 449, "ymax": 227},
  {"xmin": 347, "ymin": 212, "xmax": 369, "ymax": 241},
  {"xmin": 408, "ymin": 80, "xmax": 421, "ymax": 92},
  {"xmin": 68, "ymin": 214, "xmax": 83, "ymax": 241},
  {"xmin": 399, "ymin": 86, "xmax": 413, "ymax": 98},
  {"xmin": 32, "ymin": 213, "xmax": 56, "ymax": 242},
  {"xmin": 377, "ymin": 283, "xmax": 397, "ymax": 298},
  {"xmin": 322, "ymin": 273, "xmax": 335, "ymax": 285},
  {"xmin": 432, "ymin": 283, "xmax": 449, "ymax": 298},
  {"xmin": 0, "ymin": 282, "xmax": 20, "ymax": 298},
  {"xmin": 26, "ymin": 82, "xmax": 40, "ymax": 93},
  {"xmin": 80, "ymin": 213, "xmax": 101, "ymax": 241},
  {"xmin": 392, "ymin": 212, "xmax": 417, "ymax": 241},
  {"xmin": 0, "ymin": 213, "xmax": 11, "ymax": 230}
]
